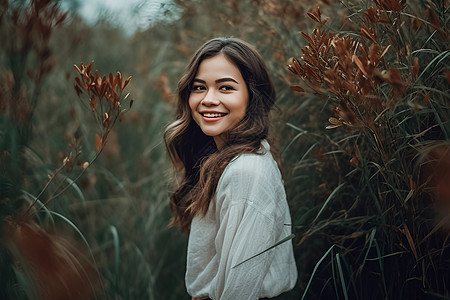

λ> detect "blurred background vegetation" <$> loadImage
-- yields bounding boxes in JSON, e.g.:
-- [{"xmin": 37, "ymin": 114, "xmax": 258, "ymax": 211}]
[{"xmin": 0, "ymin": 0, "xmax": 448, "ymax": 299}]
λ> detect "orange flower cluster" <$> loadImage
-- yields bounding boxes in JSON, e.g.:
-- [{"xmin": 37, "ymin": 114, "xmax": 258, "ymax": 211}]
[
  {"xmin": 74, "ymin": 61, "xmax": 133, "ymax": 152},
  {"xmin": 288, "ymin": 5, "xmax": 417, "ymax": 130}
]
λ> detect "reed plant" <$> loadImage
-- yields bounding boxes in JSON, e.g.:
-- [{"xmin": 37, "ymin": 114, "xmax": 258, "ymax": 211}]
[{"xmin": 286, "ymin": 0, "xmax": 449, "ymax": 298}]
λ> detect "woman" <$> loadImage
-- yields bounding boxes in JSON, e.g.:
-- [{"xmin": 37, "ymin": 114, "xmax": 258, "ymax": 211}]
[{"xmin": 164, "ymin": 37, "xmax": 297, "ymax": 299}]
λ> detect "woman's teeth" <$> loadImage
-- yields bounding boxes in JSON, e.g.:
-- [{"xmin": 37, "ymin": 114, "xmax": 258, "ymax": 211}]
[{"xmin": 202, "ymin": 113, "xmax": 226, "ymax": 117}]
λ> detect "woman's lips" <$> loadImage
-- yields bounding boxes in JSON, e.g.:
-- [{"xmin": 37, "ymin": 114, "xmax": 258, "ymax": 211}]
[{"xmin": 200, "ymin": 112, "xmax": 228, "ymax": 122}]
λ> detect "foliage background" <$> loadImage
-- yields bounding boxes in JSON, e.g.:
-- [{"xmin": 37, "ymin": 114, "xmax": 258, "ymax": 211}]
[{"xmin": 0, "ymin": 0, "xmax": 448, "ymax": 299}]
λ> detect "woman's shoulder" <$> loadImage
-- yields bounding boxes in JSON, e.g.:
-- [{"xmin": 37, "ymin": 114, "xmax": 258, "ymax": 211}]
[
  {"xmin": 221, "ymin": 141, "xmax": 281, "ymax": 183},
  {"xmin": 215, "ymin": 141, "xmax": 286, "ymax": 217}
]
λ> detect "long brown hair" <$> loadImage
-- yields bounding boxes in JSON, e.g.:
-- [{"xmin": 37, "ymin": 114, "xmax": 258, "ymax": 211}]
[{"xmin": 164, "ymin": 38, "xmax": 276, "ymax": 233}]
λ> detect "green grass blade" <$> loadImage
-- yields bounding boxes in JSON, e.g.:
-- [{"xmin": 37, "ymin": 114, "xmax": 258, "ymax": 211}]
[
  {"xmin": 429, "ymin": 100, "xmax": 449, "ymax": 140},
  {"xmin": 312, "ymin": 183, "xmax": 345, "ymax": 224},
  {"xmin": 416, "ymin": 50, "xmax": 450, "ymax": 82},
  {"xmin": 335, "ymin": 253, "xmax": 348, "ymax": 300},
  {"xmin": 301, "ymin": 244, "xmax": 336, "ymax": 300},
  {"xmin": 373, "ymin": 239, "xmax": 388, "ymax": 297},
  {"xmin": 360, "ymin": 228, "xmax": 376, "ymax": 273},
  {"xmin": 110, "ymin": 225, "xmax": 120, "ymax": 292},
  {"xmin": 22, "ymin": 190, "xmax": 54, "ymax": 224},
  {"xmin": 48, "ymin": 211, "xmax": 94, "ymax": 261},
  {"xmin": 232, "ymin": 234, "xmax": 295, "ymax": 268},
  {"xmin": 331, "ymin": 251, "xmax": 340, "ymax": 300},
  {"xmin": 64, "ymin": 176, "xmax": 86, "ymax": 202},
  {"xmin": 282, "ymin": 131, "xmax": 308, "ymax": 155},
  {"xmin": 366, "ymin": 251, "xmax": 406, "ymax": 261}
]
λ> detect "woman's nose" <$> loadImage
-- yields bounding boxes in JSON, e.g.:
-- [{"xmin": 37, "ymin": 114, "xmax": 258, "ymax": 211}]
[{"xmin": 201, "ymin": 90, "xmax": 220, "ymax": 106}]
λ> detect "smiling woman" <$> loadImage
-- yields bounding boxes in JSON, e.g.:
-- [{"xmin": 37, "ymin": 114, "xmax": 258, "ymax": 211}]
[
  {"xmin": 189, "ymin": 54, "xmax": 249, "ymax": 149},
  {"xmin": 164, "ymin": 38, "xmax": 297, "ymax": 299}
]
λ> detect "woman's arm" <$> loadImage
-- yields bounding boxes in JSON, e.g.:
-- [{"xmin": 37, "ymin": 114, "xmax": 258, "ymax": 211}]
[
  {"xmin": 210, "ymin": 155, "xmax": 283, "ymax": 299},
  {"xmin": 212, "ymin": 203, "xmax": 276, "ymax": 299}
]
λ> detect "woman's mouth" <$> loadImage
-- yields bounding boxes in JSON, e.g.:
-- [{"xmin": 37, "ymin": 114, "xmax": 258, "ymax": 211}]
[{"xmin": 200, "ymin": 112, "xmax": 228, "ymax": 121}]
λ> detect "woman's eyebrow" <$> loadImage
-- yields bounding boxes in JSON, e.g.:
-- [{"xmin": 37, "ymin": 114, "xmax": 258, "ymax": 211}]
[
  {"xmin": 216, "ymin": 77, "xmax": 238, "ymax": 84},
  {"xmin": 193, "ymin": 77, "xmax": 239, "ymax": 84}
]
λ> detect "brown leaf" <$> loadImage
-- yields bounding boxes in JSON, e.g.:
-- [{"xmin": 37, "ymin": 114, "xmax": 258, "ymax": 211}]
[
  {"xmin": 304, "ymin": 64, "xmax": 321, "ymax": 81},
  {"xmin": 352, "ymin": 55, "xmax": 368, "ymax": 77},
  {"xmin": 426, "ymin": 7, "xmax": 440, "ymax": 30},
  {"xmin": 328, "ymin": 117, "xmax": 342, "ymax": 125},
  {"xmin": 73, "ymin": 64, "xmax": 82, "ymax": 75},
  {"xmin": 307, "ymin": 6, "xmax": 321, "ymax": 23},
  {"xmin": 307, "ymin": 11, "xmax": 321, "ymax": 23},
  {"xmin": 369, "ymin": 44, "xmax": 379, "ymax": 63},
  {"xmin": 387, "ymin": 69, "xmax": 403, "ymax": 87},
  {"xmin": 423, "ymin": 92, "xmax": 431, "ymax": 104},
  {"xmin": 326, "ymin": 124, "xmax": 341, "ymax": 129},
  {"xmin": 109, "ymin": 72, "xmax": 114, "ymax": 87},
  {"xmin": 100, "ymin": 82, "xmax": 107, "ymax": 98},
  {"xmin": 337, "ymin": 101, "xmax": 357, "ymax": 125},
  {"xmin": 318, "ymin": 18, "xmax": 329, "ymax": 30},
  {"xmin": 288, "ymin": 65, "xmax": 297, "ymax": 75},
  {"xmin": 361, "ymin": 27, "xmax": 377, "ymax": 44},
  {"xmin": 403, "ymin": 224, "xmax": 418, "ymax": 261},
  {"xmin": 411, "ymin": 57, "xmax": 419, "ymax": 77},
  {"xmin": 343, "ymin": 81, "xmax": 358, "ymax": 96},
  {"xmin": 95, "ymin": 134, "xmax": 102, "ymax": 152},
  {"xmin": 290, "ymin": 85, "xmax": 305, "ymax": 93},
  {"xmin": 411, "ymin": 15, "xmax": 423, "ymax": 30},
  {"xmin": 123, "ymin": 76, "xmax": 132, "ymax": 89},
  {"xmin": 96, "ymin": 75, "xmax": 102, "ymax": 89},
  {"xmin": 75, "ymin": 77, "xmax": 86, "ymax": 90},
  {"xmin": 89, "ymin": 95, "xmax": 97, "ymax": 111},
  {"xmin": 300, "ymin": 32, "xmax": 314, "ymax": 45},
  {"xmin": 113, "ymin": 89, "xmax": 119, "ymax": 103},
  {"xmin": 86, "ymin": 61, "xmax": 94, "ymax": 74},
  {"xmin": 350, "ymin": 156, "xmax": 359, "ymax": 167},
  {"xmin": 379, "ymin": 45, "xmax": 391, "ymax": 59},
  {"xmin": 363, "ymin": 6, "xmax": 378, "ymax": 23},
  {"xmin": 116, "ymin": 72, "xmax": 122, "ymax": 89},
  {"xmin": 288, "ymin": 57, "xmax": 302, "ymax": 75}
]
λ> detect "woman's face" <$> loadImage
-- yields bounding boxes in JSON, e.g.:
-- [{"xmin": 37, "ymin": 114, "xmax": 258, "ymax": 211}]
[{"xmin": 189, "ymin": 53, "xmax": 249, "ymax": 149}]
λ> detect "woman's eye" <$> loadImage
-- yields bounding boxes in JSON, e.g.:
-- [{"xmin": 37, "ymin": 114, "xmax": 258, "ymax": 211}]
[
  {"xmin": 192, "ymin": 85, "xmax": 205, "ymax": 91},
  {"xmin": 220, "ymin": 85, "xmax": 234, "ymax": 91}
]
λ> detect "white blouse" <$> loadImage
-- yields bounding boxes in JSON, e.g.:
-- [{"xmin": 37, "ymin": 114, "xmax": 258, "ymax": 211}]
[{"xmin": 186, "ymin": 140, "xmax": 298, "ymax": 299}]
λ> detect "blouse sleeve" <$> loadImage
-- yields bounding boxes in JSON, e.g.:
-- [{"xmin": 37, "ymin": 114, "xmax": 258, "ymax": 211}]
[{"xmin": 210, "ymin": 154, "xmax": 284, "ymax": 300}]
